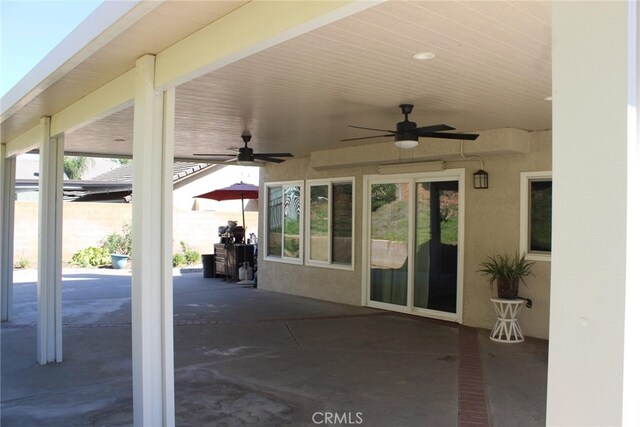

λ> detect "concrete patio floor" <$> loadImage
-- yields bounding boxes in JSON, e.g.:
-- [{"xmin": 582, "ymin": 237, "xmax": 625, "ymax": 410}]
[{"xmin": 1, "ymin": 269, "xmax": 547, "ymax": 426}]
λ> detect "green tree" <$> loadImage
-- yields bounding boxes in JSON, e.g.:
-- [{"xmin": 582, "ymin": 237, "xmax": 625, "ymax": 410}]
[
  {"xmin": 371, "ymin": 183, "xmax": 397, "ymax": 212},
  {"xmin": 63, "ymin": 156, "xmax": 93, "ymax": 180}
]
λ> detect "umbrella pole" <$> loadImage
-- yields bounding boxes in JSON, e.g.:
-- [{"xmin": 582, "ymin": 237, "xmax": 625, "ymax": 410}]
[{"xmin": 241, "ymin": 194, "xmax": 246, "ymax": 242}]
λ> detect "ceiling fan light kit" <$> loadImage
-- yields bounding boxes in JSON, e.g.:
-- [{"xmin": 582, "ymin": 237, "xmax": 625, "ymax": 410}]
[
  {"xmin": 342, "ymin": 104, "xmax": 490, "ymax": 189},
  {"xmin": 394, "ymin": 137, "xmax": 419, "ymax": 149},
  {"xmin": 341, "ymin": 104, "xmax": 480, "ymax": 150}
]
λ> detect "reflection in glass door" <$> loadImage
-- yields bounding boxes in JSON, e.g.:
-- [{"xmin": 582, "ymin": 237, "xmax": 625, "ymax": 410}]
[
  {"xmin": 369, "ymin": 183, "xmax": 409, "ymax": 306},
  {"xmin": 366, "ymin": 174, "xmax": 462, "ymax": 320},
  {"xmin": 414, "ymin": 181, "xmax": 459, "ymax": 313}
]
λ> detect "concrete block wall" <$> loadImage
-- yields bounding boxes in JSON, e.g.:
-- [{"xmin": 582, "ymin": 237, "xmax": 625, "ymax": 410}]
[{"xmin": 13, "ymin": 201, "xmax": 258, "ymax": 266}]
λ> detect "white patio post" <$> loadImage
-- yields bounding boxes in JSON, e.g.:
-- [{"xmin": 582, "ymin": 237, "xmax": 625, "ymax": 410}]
[
  {"xmin": 548, "ymin": 2, "xmax": 640, "ymax": 425},
  {"xmin": 36, "ymin": 118, "xmax": 64, "ymax": 364},
  {"xmin": 0, "ymin": 145, "xmax": 16, "ymax": 322},
  {"xmin": 131, "ymin": 54, "xmax": 175, "ymax": 427}
]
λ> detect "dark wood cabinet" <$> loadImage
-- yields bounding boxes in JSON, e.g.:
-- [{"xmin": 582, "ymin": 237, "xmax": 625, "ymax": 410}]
[{"xmin": 213, "ymin": 243, "xmax": 256, "ymax": 281}]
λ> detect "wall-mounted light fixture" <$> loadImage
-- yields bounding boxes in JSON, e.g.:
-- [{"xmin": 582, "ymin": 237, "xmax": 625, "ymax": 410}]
[
  {"xmin": 457, "ymin": 140, "xmax": 489, "ymax": 189},
  {"xmin": 473, "ymin": 169, "xmax": 489, "ymax": 189}
]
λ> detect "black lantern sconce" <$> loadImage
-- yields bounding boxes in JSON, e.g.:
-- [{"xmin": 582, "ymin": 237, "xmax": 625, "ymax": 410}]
[{"xmin": 473, "ymin": 169, "xmax": 489, "ymax": 189}]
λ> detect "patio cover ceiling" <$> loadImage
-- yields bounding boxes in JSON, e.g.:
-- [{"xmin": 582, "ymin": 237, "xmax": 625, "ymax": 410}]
[{"xmin": 1, "ymin": 0, "xmax": 551, "ymax": 161}]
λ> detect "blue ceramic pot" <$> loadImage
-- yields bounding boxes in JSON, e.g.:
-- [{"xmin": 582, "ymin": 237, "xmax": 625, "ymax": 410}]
[{"xmin": 111, "ymin": 254, "xmax": 128, "ymax": 269}]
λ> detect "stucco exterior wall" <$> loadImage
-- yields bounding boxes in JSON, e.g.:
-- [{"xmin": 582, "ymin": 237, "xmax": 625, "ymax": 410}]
[
  {"xmin": 461, "ymin": 130, "xmax": 551, "ymax": 339},
  {"xmin": 259, "ymin": 129, "xmax": 552, "ymax": 339},
  {"xmin": 258, "ymin": 157, "xmax": 374, "ymax": 305}
]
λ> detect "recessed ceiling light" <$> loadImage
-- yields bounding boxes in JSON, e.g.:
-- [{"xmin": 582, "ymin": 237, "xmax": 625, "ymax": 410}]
[
  {"xmin": 413, "ymin": 52, "xmax": 436, "ymax": 60},
  {"xmin": 544, "ymin": 96, "xmax": 553, "ymax": 101},
  {"xmin": 114, "ymin": 138, "xmax": 125, "ymax": 142}
]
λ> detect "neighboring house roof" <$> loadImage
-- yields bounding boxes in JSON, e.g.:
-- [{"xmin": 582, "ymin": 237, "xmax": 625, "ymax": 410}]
[
  {"xmin": 91, "ymin": 161, "xmax": 215, "ymax": 184},
  {"xmin": 16, "ymin": 162, "xmax": 223, "ymax": 202}
]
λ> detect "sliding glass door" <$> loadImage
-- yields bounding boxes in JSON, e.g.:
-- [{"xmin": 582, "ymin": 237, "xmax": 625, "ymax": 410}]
[
  {"xmin": 369, "ymin": 182, "xmax": 410, "ymax": 306},
  {"xmin": 413, "ymin": 180, "xmax": 459, "ymax": 314},
  {"xmin": 364, "ymin": 171, "xmax": 463, "ymax": 321}
]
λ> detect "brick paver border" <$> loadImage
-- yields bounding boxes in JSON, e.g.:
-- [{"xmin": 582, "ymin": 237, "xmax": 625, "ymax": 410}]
[{"xmin": 458, "ymin": 326, "xmax": 491, "ymax": 426}]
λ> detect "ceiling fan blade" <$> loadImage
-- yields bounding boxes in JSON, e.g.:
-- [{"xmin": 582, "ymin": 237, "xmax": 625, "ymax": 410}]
[
  {"xmin": 415, "ymin": 124, "xmax": 455, "ymax": 135},
  {"xmin": 340, "ymin": 133, "xmax": 396, "ymax": 142},
  {"xmin": 347, "ymin": 125, "xmax": 398, "ymax": 133},
  {"xmin": 193, "ymin": 153, "xmax": 236, "ymax": 157},
  {"xmin": 423, "ymin": 132, "xmax": 479, "ymax": 140},
  {"xmin": 253, "ymin": 152, "xmax": 294, "ymax": 158},
  {"xmin": 256, "ymin": 156, "xmax": 286, "ymax": 163}
]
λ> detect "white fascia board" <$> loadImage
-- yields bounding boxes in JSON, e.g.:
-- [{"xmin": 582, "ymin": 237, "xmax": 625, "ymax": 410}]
[
  {"xmin": 155, "ymin": 0, "xmax": 384, "ymax": 91},
  {"xmin": 50, "ymin": 69, "xmax": 135, "ymax": 136},
  {"xmin": 5, "ymin": 123, "xmax": 43, "ymax": 158},
  {"xmin": 0, "ymin": 0, "xmax": 160, "ymax": 122}
]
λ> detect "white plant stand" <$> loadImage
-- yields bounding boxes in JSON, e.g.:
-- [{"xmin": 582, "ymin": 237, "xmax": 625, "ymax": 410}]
[{"xmin": 489, "ymin": 298, "xmax": 525, "ymax": 343}]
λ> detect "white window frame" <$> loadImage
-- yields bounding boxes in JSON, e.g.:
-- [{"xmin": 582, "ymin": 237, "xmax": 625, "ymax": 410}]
[
  {"xmin": 520, "ymin": 171, "xmax": 552, "ymax": 262},
  {"xmin": 263, "ymin": 180, "xmax": 304, "ymax": 265},
  {"xmin": 305, "ymin": 177, "xmax": 355, "ymax": 270}
]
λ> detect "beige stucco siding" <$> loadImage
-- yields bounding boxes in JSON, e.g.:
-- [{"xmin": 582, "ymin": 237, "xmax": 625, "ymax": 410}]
[
  {"xmin": 259, "ymin": 129, "xmax": 551, "ymax": 339},
  {"xmin": 461, "ymin": 130, "xmax": 551, "ymax": 339},
  {"xmin": 258, "ymin": 157, "xmax": 373, "ymax": 305}
]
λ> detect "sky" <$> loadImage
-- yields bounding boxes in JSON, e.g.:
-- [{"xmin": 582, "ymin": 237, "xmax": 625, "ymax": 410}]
[{"xmin": 0, "ymin": 0, "xmax": 103, "ymax": 98}]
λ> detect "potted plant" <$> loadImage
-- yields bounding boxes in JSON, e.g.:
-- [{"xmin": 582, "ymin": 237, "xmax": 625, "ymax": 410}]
[
  {"xmin": 478, "ymin": 252, "xmax": 535, "ymax": 299},
  {"xmin": 102, "ymin": 223, "xmax": 132, "ymax": 269}
]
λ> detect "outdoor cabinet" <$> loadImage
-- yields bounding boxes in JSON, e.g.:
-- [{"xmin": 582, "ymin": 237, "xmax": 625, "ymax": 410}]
[
  {"xmin": 214, "ymin": 243, "xmax": 256, "ymax": 280},
  {"xmin": 214, "ymin": 243, "xmax": 232, "ymax": 278}
]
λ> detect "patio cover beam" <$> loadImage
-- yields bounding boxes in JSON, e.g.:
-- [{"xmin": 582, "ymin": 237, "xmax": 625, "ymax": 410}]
[
  {"xmin": 50, "ymin": 69, "xmax": 135, "ymax": 137},
  {"xmin": 3, "ymin": 124, "xmax": 42, "ymax": 158},
  {"xmin": 8, "ymin": 1, "xmax": 380, "ymax": 144},
  {"xmin": 131, "ymin": 54, "xmax": 175, "ymax": 427},
  {"xmin": 0, "ymin": 145, "xmax": 16, "ymax": 321},
  {"xmin": 36, "ymin": 118, "xmax": 64, "ymax": 364},
  {"xmin": 548, "ymin": 1, "xmax": 640, "ymax": 424}
]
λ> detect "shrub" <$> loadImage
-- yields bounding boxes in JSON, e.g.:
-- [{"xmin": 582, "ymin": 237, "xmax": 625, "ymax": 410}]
[
  {"xmin": 15, "ymin": 256, "xmax": 31, "ymax": 269},
  {"xmin": 184, "ymin": 249, "xmax": 200, "ymax": 265},
  {"xmin": 179, "ymin": 241, "xmax": 200, "ymax": 265},
  {"xmin": 102, "ymin": 223, "xmax": 132, "ymax": 256},
  {"xmin": 172, "ymin": 253, "xmax": 187, "ymax": 267},
  {"xmin": 70, "ymin": 246, "xmax": 111, "ymax": 267}
]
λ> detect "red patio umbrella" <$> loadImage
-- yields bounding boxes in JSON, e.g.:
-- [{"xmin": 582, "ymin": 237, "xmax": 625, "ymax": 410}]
[{"xmin": 194, "ymin": 182, "xmax": 259, "ymax": 235}]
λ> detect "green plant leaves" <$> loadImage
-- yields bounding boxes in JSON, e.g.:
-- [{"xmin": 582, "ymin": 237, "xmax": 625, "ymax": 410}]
[
  {"xmin": 478, "ymin": 252, "xmax": 535, "ymax": 287},
  {"xmin": 70, "ymin": 246, "xmax": 111, "ymax": 267}
]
